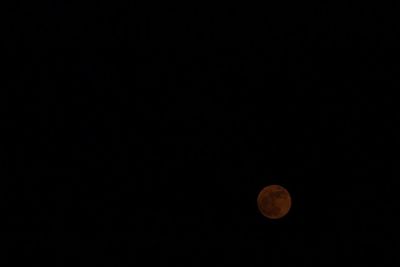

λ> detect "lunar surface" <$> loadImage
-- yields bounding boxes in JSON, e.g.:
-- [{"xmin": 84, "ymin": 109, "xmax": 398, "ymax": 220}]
[{"xmin": 257, "ymin": 184, "xmax": 291, "ymax": 219}]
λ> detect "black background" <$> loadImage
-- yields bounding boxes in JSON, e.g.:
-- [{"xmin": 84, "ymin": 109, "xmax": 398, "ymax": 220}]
[{"xmin": 4, "ymin": 2, "xmax": 400, "ymax": 266}]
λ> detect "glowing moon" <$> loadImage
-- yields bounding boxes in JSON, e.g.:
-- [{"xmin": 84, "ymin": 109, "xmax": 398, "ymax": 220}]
[{"xmin": 257, "ymin": 184, "xmax": 291, "ymax": 219}]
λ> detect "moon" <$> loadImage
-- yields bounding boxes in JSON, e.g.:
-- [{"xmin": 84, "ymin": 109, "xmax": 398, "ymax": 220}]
[{"xmin": 257, "ymin": 184, "xmax": 291, "ymax": 219}]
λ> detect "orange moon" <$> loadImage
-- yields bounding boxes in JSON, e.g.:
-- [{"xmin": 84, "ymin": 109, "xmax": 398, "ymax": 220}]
[{"xmin": 257, "ymin": 184, "xmax": 291, "ymax": 219}]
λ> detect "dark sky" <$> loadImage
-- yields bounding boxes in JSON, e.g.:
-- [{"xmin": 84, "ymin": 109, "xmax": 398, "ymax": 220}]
[{"xmin": 4, "ymin": 2, "xmax": 400, "ymax": 266}]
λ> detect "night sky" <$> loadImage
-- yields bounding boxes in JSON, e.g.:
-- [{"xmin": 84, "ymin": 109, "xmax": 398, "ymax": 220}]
[{"xmin": 4, "ymin": 2, "xmax": 400, "ymax": 266}]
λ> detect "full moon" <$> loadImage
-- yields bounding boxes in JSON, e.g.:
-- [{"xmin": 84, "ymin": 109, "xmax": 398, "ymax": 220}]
[{"xmin": 257, "ymin": 184, "xmax": 291, "ymax": 219}]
